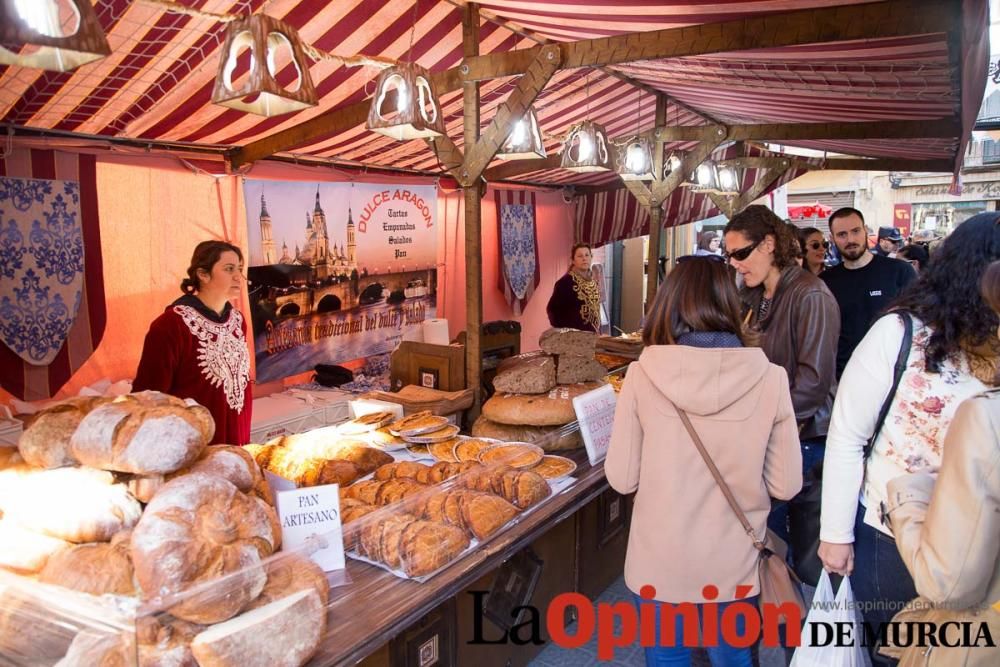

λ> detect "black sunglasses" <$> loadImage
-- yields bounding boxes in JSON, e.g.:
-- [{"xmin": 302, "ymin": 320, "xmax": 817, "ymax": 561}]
[
  {"xmin": 676, "ymin": 254, "xmax": 726, "ymax": 265},
  {"xmin": 806, "ymin": 241, "xmax": 830, "ymax": 251},
  {"xmin": 723, "ymin": 238, "xmax": 762, "ymax": 262}
]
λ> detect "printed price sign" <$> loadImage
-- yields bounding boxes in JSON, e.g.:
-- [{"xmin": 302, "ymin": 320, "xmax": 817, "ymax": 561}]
[
  {"xmin": 572, "ymin": 384, "xmax": 617, "ymax": 465},
  {"xmin": 275, "ymin": 484, "xmax": 345, "ymax": 572}
]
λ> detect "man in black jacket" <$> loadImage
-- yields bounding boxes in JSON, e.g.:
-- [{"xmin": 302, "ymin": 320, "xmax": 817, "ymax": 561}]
[{"xmin": 821, "ymin": 208, "xmax": 916, "ymax": 378}]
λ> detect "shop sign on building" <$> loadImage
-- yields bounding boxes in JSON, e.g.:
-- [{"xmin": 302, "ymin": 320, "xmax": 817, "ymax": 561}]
[
  {"xmin": 243, "ymin": 179, "xmax": 438, "ymax": 382},
  {"xmin": 892, "ymin": 203, "xmax": 912, "ymax": 238}
]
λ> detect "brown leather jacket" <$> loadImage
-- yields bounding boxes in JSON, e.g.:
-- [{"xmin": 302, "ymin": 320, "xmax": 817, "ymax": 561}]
[
  {"xmin": 740, "ymin": 266, "xmax": 840, "ymax": 439},
  {"xmin": 882, "ymin": 389, "xmax": 1000, "ymax": 667}
]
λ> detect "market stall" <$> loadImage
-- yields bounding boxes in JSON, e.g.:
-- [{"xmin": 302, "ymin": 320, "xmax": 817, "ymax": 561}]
[{"xmin": 0, "ymin": 0, "xmax": 989, "ymax": 666}]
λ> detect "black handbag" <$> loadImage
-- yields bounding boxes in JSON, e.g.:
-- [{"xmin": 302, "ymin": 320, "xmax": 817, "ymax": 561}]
[{"xmin": 789, "ymin": 312, "xmax": 913, "ymax": 585}]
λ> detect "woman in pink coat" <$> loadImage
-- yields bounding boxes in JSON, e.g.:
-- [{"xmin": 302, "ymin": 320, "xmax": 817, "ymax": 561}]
[{"xmin": 607, "ymin": 256, "xmax": 803, "ymax": 666}]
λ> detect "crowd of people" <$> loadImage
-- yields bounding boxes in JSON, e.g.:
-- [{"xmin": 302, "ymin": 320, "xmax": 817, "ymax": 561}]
[{"xmin": 608, "ymin": 207, "xmax": 1000, "ymax": 666}]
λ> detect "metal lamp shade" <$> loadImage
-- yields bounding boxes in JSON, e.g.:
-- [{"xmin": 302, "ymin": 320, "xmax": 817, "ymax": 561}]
[
  {"xmin": 211, "ymin": 14, "xmax": 318, "ymax": 117},
  {"xmin": 560, "ymin": 121, "xmax": 611, "ymax": 172},
  {"xmin": 366, "ymin": 62, "xmax": 446, "ymax": 140},
  {"xmin": 715, "ymin": 164, "xmax": 743, "ymax": 195},
  {"xmin": 0, "ymin": 0, "xmax": 110, "ymax": 71},
  {"xmin": 496, "ymin": 107, "xmax": 546, "ymax": 160},
  {"xmin": 616, "ymin": 136, "xmax": 655, "ymax": 181},
  {"xmin": 684, "ymin": 160, "xmax": 719, "ymax": 191}
]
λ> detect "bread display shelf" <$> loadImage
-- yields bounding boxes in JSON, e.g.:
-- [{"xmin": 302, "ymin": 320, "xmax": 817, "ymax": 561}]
[{"xmin": 344, "ymin": 475, "xmax": 574, "ymax": 582}]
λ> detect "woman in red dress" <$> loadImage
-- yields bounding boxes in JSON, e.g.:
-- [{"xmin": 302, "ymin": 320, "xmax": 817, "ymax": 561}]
[{"xmin": 134, "ymin": 241, "xmax": 252, "ymax": 445}]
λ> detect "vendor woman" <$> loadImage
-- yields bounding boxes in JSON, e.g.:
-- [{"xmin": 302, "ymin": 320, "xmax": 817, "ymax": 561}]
[
  {"xmin": 134, "ymin": 240, "xmax": 252, "ymax": 445},
  {"xmin": 546, "ymin": 242, "xmax": 601, "ymax": 332}
]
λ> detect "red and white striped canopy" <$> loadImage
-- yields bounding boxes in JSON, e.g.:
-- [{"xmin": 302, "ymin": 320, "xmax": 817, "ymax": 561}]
[{"xmin": 0, "ymin": 0, "xmax": 988, "ymax": 185}]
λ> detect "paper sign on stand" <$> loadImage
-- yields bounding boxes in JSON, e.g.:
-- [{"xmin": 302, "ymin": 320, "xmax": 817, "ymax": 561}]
[
  {"xmin": 572, "ymin": 384, "xmax": 617, "ymax": 465},
  {"xmin": 275, "ymin": 484, "xmax": 346, "ymax": 573}
]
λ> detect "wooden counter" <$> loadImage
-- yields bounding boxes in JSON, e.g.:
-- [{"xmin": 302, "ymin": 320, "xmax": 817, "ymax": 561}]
[{"xmin": 309, "ymin": 449, "xmax": 620, "ymax": 667}]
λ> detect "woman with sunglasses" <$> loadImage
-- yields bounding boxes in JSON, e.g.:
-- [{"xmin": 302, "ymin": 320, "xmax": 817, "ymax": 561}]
[
  {"xmin": 797, "ymin": 227, "xmax": 829, "ymax": 276},
  {"xmin": 607, "ymin": 255, "xmax": 802, "ymax": 667},
  {"xmin": 723, "ymin": 206, "xmax": 840, "ymax": 552}
]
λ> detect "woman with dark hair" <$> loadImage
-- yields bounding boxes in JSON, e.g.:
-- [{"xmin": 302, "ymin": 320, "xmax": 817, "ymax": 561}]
[
  {"xmin": 694, "ymin": 231, "xmax": 721, "ymax": 256},
  {"xmin": 819, "ymin": 213, "xmax": 1000, "ymax": 639},
  {"xmin": 896, "ymin": 242, "xmax": 930, "ymax": 272},
  {"xmin": 546, "ymin": 242, "xmax": 600, "ymax": 332},
  {"xmin": 797, "ymin": 226, "xmax": 828, "ymax": 276},
  {"xmin": 607, "ymin": 256, "xmax": 802, "ymax": 666},
  {"xmin": 723, "ymin": 206, "xmax": 839, "ymax": 463},
  {"xmin": 134, "ymin": 240, "xmax": 252, "ymax": 445},
  {"xmin": 877, "ymin": 260, "xmax": 1000, "ymax": 667}
]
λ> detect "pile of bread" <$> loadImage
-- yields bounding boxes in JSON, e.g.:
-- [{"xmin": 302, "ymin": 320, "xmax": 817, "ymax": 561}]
[
  {"xmin": 475, "ymin": 328, "xmax": 608, "ymax": 450},
  {"xmin": 339, "ymin": 458, "xmax": 551, "ymax": 578},
  {"xmin": 245, "ymin": 429, "xmax": 395, "ymax": 489},
  {"xmin": 0, "ymin": 391, "xmax": 329, "ymax": 667}
]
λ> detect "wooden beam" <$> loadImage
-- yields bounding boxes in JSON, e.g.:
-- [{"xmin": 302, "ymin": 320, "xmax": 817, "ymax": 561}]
[
  {"xmin": 651, "ymin": 133, "xmax": 726, "ymax": 203},
  {"xmin": 646, "ymin": 206, "xmax": 663, "ymax": 313},
  {"xmin": 462, "ymin": 2, "xmax": 483, "ymax": 420},
  {"xmin": 483, "ymin": 154, "xmax": 560, "ymax": 181},
  {"xmin": 720, "ymin": 155, "xmax": 955, "ymax": 172},
  {"xmin": 426, "ymin": 135, "xmax": 464, "ymax": 179},
  {"xmin": 461, "ymin": 44, "xmax": 561, "ymax": 183},
  {"xmin": 651, "ymin": 94, "xmax": 667, "ymax": 187},
  {"xmin": 461, "ymin": 0, "xmax": 956, "ymax": 80},
  {"xmin": 622, "ymin": 181, "xmax": 653, "ymax": 208},
  {"xmin": 734, "ymin": 165, "xmax": 792, "ymax": 213},
  {"xmin": 707, "ymin": 193, "xmax": 736, "ymax": 219},
  {"xmin": 653, "ymin": 118, "xmax": 960, "ymax": 143}
]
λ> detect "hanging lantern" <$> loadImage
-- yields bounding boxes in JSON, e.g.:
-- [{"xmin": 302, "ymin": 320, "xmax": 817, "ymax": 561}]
[
  {"xmin": 211, "ymin": 14, "xmax": 318, "ymax": 117},
  {"xmin": 715, "ymin": 164, "xmax": 742, "ymax": 195},
  {"xmin": 616, "ymin": 135, "xmax": 655, "ymax": 181},
  {"xmin": 662, "ymin": 152, "xmax": 683, "ymax": 179},
  {"xmin": 366, "ymin": 62, "xmax": 445, "ymax": 140},
  {"xmin": 496, "ymin": 107, "xmax": 545, "ymax": 160},
  {"xmin": 560, "ymin": 121, "xmax": 611, "ymax": 172},
  {"xmin": 0, "ymin": 0, "xmax": 110, "ymax": 71},
  {"xmin": 684, "ymin": 160, "xmax": 719, "ymax": 191}
]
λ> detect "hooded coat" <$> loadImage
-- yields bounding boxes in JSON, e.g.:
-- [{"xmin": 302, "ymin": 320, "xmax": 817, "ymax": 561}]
[{"xmin": 606, "ymin": 345, "xmax": 802, "ymax": 603}]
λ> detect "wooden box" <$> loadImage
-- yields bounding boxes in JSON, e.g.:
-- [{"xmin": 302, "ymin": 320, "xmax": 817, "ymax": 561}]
[{"xmin": 390, "ymin": 342, "xmax": 466, "ymax": 392}]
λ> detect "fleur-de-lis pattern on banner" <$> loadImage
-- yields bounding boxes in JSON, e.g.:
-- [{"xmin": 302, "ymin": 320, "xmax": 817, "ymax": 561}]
[{"xmin": 0, "ymin": 177, "xmax": 85, "ymax": 366}]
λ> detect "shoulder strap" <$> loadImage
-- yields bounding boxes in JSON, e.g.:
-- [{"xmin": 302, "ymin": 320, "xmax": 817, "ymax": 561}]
[
  {"xmin": 674, "ymin": 408, "xmax": 766, "ymax": 552},
  {"xmin": 863, "ymin": 312, "xmax": 913, "ymax": 461}
]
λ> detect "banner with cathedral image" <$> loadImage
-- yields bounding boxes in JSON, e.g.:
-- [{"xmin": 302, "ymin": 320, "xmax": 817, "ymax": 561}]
[{"xmin": 243, "ymin": 179, "xmax": 438, "ymax": 383}]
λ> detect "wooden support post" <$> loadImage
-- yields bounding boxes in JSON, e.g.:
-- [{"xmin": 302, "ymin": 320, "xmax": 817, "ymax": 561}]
[
  {"xmin": 463, "ymin": 3, "xmax": 483, "ymax": 419},
  {"xmin": 646, "ymin": 206, "xmax": 663, "ymax": 313},
  {"xmin": 707, "ymin": 193, "xmax": 736, "ymax": 219},
  {"xmin": 733, "ymin": 164, "xmax": 792, "ymax": 214}
]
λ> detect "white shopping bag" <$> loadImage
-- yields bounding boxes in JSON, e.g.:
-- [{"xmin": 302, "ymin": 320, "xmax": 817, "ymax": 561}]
[{"xmin": 790, "ymin": 570, "xmax": 868, "ymax": 667}]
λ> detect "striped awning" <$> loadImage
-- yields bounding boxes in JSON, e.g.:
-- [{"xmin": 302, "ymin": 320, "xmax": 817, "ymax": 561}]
[{"xmin": 0, "ymin": 0, "xmax": 988, "ymax": 184}]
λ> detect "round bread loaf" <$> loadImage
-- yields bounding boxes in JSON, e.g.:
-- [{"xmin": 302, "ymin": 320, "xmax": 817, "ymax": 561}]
[
  {"xmin": 482, "ymin": 381, "xmax": 605, "ymax": 426},
  {"xmin": 245, "ymin": 553, "xmax": 329, "ymax": 610},
  {"xmin": 471, "ymin": 416, "xmax": 582, "ymax": 451},
  {"xmin": 39, "ymin": 531, "xmax": 136, "ymax": 595},
  {"xmin": 130, "ymin": 472, "xmax": 278, "ymax": 624},
  {"xmin": 0, "ymin": 519, "xmax": 70, "ymax": 573},
  {"xmin": 70, "ymin": 391, "xmax": 213, "ymax": 475},
  {"xmin": 175, "ymin": 445, "xmax": 262, "ymax": 493},
  {"xmin": 18, "ymin": 396, "xmax": 110, "ymax": 469}
]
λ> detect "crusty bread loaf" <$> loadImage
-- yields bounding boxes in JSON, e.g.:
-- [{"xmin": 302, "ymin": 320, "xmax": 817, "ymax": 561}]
[
  {"xmin": 482, "ymin": 381, "xmax": 605, "ymax": 426},
  {"xmin": 127, "ymin": 473, "xmax": 165, "ymax": 504},
  {"xmin": 556, "ymin": 354, "xmax": 608, "ymax": 384},
  {"xmin": 191, "ymin": 589, "xmax": 325, "ymax": 667},
  {"xmin": 0, "ymin": 447, "xmax": 22, "ymax": 469},
  {"xmin": 131, "ymin": 472, "xmax": 278, "ymax": 624},
  {"xmin": 56, "ymin": 630, "xmax": 131, "ymax": 667},
  {"xmin": 539, "ymin": 328, "xmax": 597, "ymax": 357},
  {"xmin": 39, "ymin": 531, "xmax": 136, "ymax": 595},
  {"xmin": 0, "ymin": 465, "xmax": 142, "ymax": 543},
  {"xmin": 496, "ymin": 350, "xmax": 548, "ymax": 374},
  {"xmin": 71, "ymin": 391, "xmax": 212, "ymax": 475},
  {"xmin": 492, "ymin": 354, "xmax": 556, "ymax": 395},
  {"xmin": 18, "ymin": 396, "xmax": 110, "ymax": 469},
  {"xmin": 245, "ymin": 553, "xmax": 329, "ymax": 611},
  {"xmin": 471, "ymin": 416, "xmax": 582, "ymax": 451},
  {"xmin": 176, "ymin": 445, "xmax": 262, "ymax": 493},
  {"xmin": 0, "ymin": 519, "xmax": 70, "ymax": 573}
]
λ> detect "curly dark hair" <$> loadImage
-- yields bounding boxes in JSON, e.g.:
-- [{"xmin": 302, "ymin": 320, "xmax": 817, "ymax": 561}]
[
  {"xmin": 723, "ymin": 205, "xmax": 799, "ymax": 269},
  {"xmin": 891, "ymin": 212, "xmax": 1000, "ymax": 372}
]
